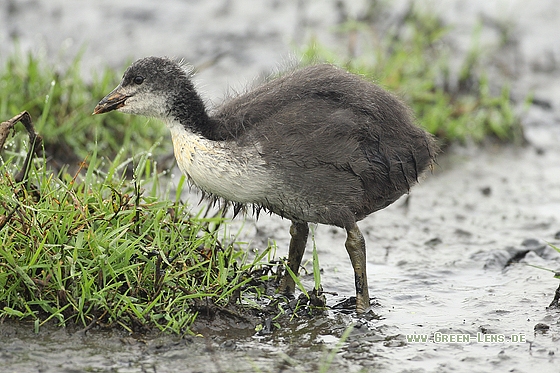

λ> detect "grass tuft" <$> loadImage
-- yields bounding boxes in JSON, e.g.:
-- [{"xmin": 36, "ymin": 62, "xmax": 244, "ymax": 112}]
[{"xmin": 0, "ymin": 147, "xmax": 272, "ymax": 334}]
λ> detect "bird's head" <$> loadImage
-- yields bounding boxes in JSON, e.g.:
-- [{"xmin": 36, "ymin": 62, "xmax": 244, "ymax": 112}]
[{"xmin": 93, "ymin": 56, "xmax": 193, "ymax": 120}]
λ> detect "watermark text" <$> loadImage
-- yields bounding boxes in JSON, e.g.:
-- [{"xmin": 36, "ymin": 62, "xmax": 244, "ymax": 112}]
[{"xmin": 406, "ymin": 332, "xmax": 526, "ymax": 344}]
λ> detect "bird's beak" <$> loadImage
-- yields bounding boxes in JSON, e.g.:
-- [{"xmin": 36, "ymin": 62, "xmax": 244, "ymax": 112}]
[{"xmin": 93, "ymin": 86, "xmax": 129, "ymax": 115}]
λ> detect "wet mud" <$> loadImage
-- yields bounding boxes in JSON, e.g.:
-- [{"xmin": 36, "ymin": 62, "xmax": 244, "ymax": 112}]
[{"xmin": 1, "ymin": 0, "xmax": 560, "ymax": 372}]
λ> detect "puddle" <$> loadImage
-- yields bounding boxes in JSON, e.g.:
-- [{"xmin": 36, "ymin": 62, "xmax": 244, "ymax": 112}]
[{"xmin": 1, "ymin": 0, "xmax": 560, "ymax": 372}]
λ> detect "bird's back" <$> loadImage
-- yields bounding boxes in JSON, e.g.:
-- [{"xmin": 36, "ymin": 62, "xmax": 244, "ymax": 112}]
[{"xmin": 209, "ymin": 64, "xmax": 437, "ymax": 228}]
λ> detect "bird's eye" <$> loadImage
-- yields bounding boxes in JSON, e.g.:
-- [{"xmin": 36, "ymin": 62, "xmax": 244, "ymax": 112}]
[{"xmin": 133, "ymin": 76, "xmax": 144, "ymax": 85}]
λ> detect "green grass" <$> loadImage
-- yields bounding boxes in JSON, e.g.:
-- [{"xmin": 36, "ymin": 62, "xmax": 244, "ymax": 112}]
[
  {"xmin": 299, "ymin": 4, "xmax": 525, "ymax": 145},
  {"xmin": 0, "ymin": 146, "xmax": 274, "ymax": 334}
]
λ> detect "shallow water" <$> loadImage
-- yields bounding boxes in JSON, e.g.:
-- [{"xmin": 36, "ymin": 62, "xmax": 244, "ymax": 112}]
[{"xmin": 1, "ymin": 1, "xmax": 560, "ymax": 372}]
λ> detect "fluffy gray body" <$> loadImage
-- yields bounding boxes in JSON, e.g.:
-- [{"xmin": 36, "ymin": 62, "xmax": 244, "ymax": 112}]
[{"xmin": 94, "ymin": 57, "xmax": 437, "ymax": 313}]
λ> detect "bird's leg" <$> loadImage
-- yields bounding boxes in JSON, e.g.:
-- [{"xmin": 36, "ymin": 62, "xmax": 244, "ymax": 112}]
[
  {"xmin": 278, "ymin": 221, "xmax": 309, "ymax": 295},
  {"xmin": 345, "ymin": 223, "xmax": 370, "ymax": 313}
]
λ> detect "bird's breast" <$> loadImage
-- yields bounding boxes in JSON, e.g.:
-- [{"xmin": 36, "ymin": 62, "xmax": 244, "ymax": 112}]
[{"xmin": 168, "ymin": 125, "xmax": 271, "ymax": 204}]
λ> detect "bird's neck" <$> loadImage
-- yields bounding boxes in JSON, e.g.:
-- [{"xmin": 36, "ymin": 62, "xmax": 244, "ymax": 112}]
[
  {"xmin": 169, "ymin": 87, "xmax": 227, "ymax": 141},
  {"xmin": 170, "ymin": 82, "xmax": 244, "ymax": 141}
]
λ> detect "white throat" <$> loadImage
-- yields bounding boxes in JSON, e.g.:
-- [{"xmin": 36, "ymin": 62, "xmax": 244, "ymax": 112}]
[{"xmin": 165, "ymin": 119, "xmax": 271, "ymax": 203}]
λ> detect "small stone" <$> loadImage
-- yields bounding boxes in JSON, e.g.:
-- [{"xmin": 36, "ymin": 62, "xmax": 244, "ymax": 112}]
[
  {"xmin": 533, "ymin": 323, "xmax": 550, "ymax": 332},
  {"xmin": 480, "ymin": 186, "xmax": 491, "ymax": 196}
]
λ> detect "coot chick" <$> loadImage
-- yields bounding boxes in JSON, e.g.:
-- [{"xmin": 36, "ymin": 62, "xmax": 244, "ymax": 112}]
[{"xmin": 94, "ymin": 57, "xmax": 437, "ymax": 313}]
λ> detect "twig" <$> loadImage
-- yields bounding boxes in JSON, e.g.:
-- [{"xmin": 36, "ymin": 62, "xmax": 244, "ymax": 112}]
[
  {"xmin": 0, "ymin": 111, "xmax": 43, "ymax": 187},
  {"xmin": 0, "ymin": 112, "xmax": 43, "ymax": 232}
]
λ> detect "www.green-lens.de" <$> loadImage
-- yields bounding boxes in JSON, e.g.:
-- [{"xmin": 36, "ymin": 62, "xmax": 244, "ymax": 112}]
[{"xmin": 406, "ymin": 332, "xmax": 526, "ymax": 343}]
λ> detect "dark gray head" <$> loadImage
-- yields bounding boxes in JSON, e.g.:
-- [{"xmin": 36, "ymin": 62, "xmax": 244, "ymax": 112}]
[{"xmin": 94, "ymin": 57, "xmax": 205, "ymax": 126}]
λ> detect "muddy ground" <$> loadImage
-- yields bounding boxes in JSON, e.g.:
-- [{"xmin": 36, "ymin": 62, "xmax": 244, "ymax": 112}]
[{"xmin": 1, "ymin": 0, "xmax": 560, "ymax": 372}]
